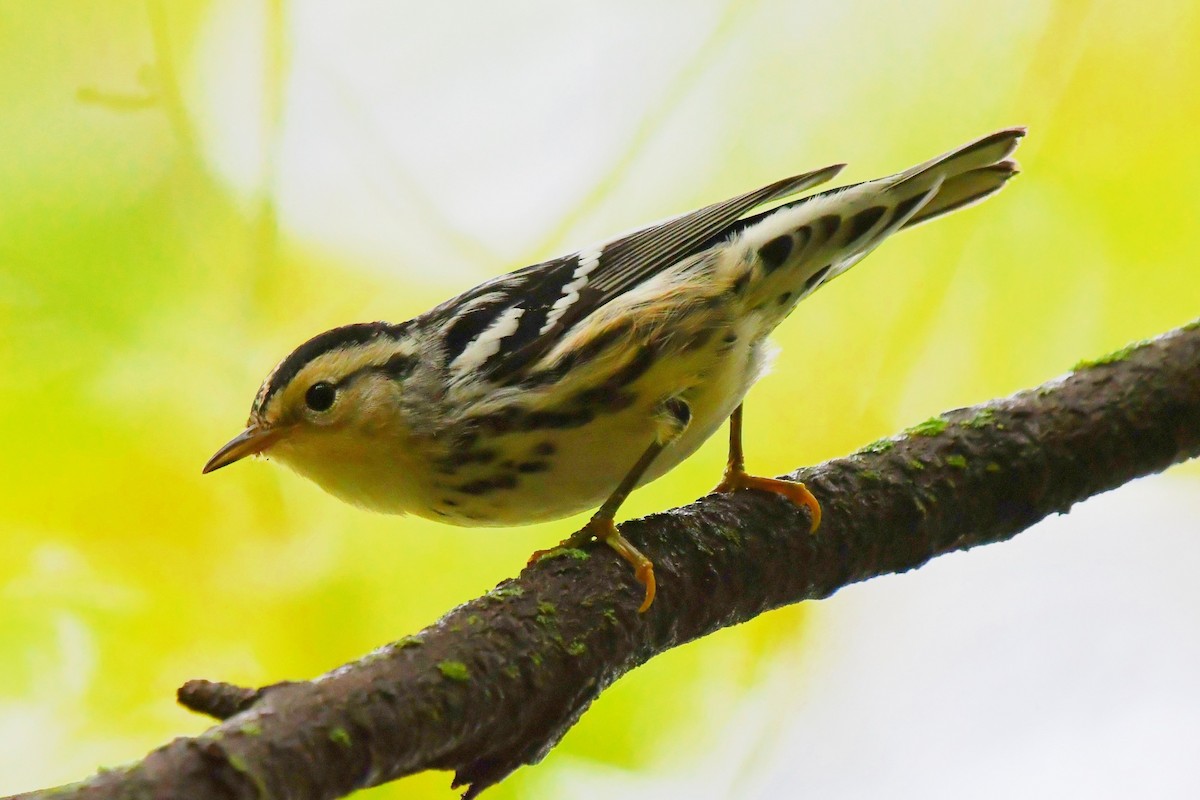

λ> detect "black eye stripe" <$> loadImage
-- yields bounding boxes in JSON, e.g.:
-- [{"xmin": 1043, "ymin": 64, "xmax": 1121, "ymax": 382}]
[
  {"xmin": 378, "ymin": 353, "xmax": 415, "ymax": 379},
  {"xmin": 328, "ymin": 354, "xmax": 415, "ymax": 393},
  {"xmin": 254, "ymin": 322, "xmax": 405, "ymax": 415}
]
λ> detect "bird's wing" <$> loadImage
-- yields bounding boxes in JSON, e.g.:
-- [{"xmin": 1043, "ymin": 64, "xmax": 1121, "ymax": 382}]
[{"xmin": 430, "ymin": 163, "xmax": 844, "ymax": 381}]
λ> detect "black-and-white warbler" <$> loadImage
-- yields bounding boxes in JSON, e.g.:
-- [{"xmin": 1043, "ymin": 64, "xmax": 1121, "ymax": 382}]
[{"xmin": 205, "ymin": 128, "xmax": 1024, "ymax": 611}]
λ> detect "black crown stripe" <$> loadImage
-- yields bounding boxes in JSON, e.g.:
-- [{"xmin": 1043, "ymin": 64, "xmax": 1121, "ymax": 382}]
[{"xmin": 254, "ymin": 321, "xmax": 400, "ymax": 413}]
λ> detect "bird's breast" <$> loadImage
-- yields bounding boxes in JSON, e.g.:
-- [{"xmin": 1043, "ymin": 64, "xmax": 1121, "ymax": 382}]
[{"xmin": 413, "ymin": 321, "xmax": 770, "ymax": 527}]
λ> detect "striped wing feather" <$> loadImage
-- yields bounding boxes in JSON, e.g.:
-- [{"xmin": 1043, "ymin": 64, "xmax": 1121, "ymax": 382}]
[
  {"xmin": 432, "ymin": 127, "xmax": 1024, "ymax": 384},
  {"xmin": 432, "ymin": 163, "xmax": 844, "ymax": 380}
]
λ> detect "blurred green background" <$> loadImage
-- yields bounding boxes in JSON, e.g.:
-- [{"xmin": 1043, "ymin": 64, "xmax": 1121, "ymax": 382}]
[{"xmin": 2, "ymin": 1, "xmax": 1197, "ymax": 797}]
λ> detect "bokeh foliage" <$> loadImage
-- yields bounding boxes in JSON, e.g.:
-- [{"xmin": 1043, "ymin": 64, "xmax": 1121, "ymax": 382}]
[{"xmin": 2, "ymin": 1, "xmax": 1197, "ymax": 796}]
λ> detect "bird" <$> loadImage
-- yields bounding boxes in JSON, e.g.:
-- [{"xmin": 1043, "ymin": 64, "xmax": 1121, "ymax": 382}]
[{"xmin": 205, "ymin": 127, "xmax": 1024, "ymax": 612}]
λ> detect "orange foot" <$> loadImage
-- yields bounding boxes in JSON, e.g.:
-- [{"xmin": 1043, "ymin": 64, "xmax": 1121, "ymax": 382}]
[
  {"xmin": 528, "ymin": 518, "xmax": 656, "ymax": 613},
  {"xmin": 714, "ymin": 469, "xmax": 822, "ymax": 533},
  {"xmin": 527, "ymin": 543, "xmax": 564, "ymax": 566},
  {"xmin": 526, "ymin": 525, "xmax": 593, "ymax": 566}
]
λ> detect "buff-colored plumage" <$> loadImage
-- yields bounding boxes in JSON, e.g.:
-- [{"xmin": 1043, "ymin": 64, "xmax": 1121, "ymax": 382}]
[{"xmin": 207, "ymin": 128, "xmax": 1025, "ymax": 609}]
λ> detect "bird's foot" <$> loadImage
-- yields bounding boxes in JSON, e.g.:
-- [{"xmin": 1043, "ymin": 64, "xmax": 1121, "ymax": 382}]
[
  {"xmin": 526, "ymin": 525, "xmax": 595, "ymax": 565},
  {"xmin": 713, "ymin": 468, "xmax": 821, "ymax": 533},
  {"xmin": 530, "ymin": 517, "xmax": 655, "ymax": 612}
]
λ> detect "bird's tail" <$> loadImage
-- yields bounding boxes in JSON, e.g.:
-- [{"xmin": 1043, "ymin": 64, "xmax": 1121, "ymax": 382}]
[
  {"xmin": 890, "ymin": 127, "xmax": 1024, "ymax": 228},
  {"xmin": 727, "ymin": 127, "xmax": 1025, "ymax": 313}
]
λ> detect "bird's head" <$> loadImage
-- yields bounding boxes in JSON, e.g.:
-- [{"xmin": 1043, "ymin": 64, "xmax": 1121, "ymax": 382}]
[{"xmin": 204, "ymin": 322, "xmax": 425, "ymax": 507}]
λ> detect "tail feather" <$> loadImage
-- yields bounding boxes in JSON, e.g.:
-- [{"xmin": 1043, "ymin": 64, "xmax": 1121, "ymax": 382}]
[
  {"xmin": 893, "ymin": 127, "xmax": 1025, "ymax": 191},
  {"xmin": 729, "ymin": 127, "xmax": 1025, "ymax": 310},
  {"xmin": 902, "ymin": 159, "xmax": 1020, "ymax": 229}
]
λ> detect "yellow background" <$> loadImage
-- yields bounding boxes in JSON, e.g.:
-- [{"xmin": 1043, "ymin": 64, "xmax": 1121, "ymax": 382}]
[{"xmin": 2, "ymin": 1, "xmax": 1197, "ymax": 797}]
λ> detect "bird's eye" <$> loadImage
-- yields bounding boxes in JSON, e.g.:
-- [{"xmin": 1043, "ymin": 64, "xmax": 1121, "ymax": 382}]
[{"xmin": 305, "ymin": 382, "xmax": 337, "ymax": 412}]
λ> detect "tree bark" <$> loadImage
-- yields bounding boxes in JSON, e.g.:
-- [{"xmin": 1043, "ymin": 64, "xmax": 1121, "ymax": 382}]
[{"xmin": 10, "ymin": 319, "xmax": 1200, "ymax": 800}]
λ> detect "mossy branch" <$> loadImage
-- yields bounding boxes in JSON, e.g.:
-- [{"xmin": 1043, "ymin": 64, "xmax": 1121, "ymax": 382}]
[{"xmin": 9, "ymin": 319, "xmax": 1200, "ymax": 800}]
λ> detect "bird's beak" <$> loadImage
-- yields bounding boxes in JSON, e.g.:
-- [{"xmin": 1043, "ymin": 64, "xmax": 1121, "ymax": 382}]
[{"xmin": 203, "ymin": 425, "xmax": 286, "ymax": 474}]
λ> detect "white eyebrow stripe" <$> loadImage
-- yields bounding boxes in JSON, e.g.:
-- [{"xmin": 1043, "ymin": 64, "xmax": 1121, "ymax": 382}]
[
  {"xmin": 451, "ymin": 305, "xmax": 525, "ymax": 373},
  {"xmin": 539, "ymin": 249, "xmax": 601, "ymax": 335}
]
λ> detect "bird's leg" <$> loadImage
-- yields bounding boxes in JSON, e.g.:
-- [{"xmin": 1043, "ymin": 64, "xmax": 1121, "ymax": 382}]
[
  {"xmin": 529, "ymin": 398, "xmax": 691, "ymax": 613},
  {"xmin": 713, "ymin": 403, "xmax": 821, "ymax": 532}
]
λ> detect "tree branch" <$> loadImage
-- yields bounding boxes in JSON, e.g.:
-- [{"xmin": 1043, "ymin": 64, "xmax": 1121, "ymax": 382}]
[{"xmin": 11, "ymin": 319, "xmax": 1200, "ymax": 800}]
